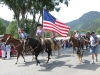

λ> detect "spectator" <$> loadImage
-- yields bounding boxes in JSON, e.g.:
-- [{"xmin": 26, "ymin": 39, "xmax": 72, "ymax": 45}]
[
  {"xmin": 63, "ymin": 40, "xmax": 66, "ymax": 49},
  {"xmin": 6, "ymin": 44, "xmax": 11, "ymax": 59},
  {"xmin": 66, "ymin": 40, "xmax": 68, "ymax": 48},
  {"xmin": 1, "ymin": 42, "xmax": 6, "ymax": 60},
  {"xmin": 90, "ymin": 31, "xmax": 99, "ymax": 64}
]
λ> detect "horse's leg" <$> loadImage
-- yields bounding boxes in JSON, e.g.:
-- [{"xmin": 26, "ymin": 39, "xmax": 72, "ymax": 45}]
[
  {"xmin": 46, "ymin": 48, "xmax": 51, "ymax": 63},
  {"xmin": 35, "ymin": 52, "xmax": 40, "ymax": 65},
  {"xmin": 72, "ymin": 46, "xmax": 75, "ymax": 55},
  {"xmin": 51, "ymin": 44, "xmax": 55, "ymax": 56},
  {"xmin": 32, "ymin": 52, "xmax": 34, "ymax": 61},
  {"xmin": 15, "ymin": 52, "xmax": 20, "ymax": 64},
  {"xmin": 86, "ymin": 43, "xmax": 88, "ymax": 50},
  {"xmin": 58, "ymin": 49, "xmax": 60, "ymax": 55},
  {"xmin": 57, "ymin": 45, "xmax": 61, "ymax": 55},
  {"xmin": 20, "ymin": 52, "xmax": 25, "ymax": 62}
]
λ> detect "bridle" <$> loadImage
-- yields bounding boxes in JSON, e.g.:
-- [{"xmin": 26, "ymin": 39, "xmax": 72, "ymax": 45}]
[
  {"xmin": 5, "ymin": 36, "xmax": 10, "ymax": 45},
  {"xmin": 5, "ymin": 36, "xmax": 22, "ymax": 48}
]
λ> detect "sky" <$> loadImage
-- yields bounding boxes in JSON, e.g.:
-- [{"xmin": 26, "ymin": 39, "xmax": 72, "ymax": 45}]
[{"xmin": 0, "ymin": 0, "xmax": 100, "ymax": 23}]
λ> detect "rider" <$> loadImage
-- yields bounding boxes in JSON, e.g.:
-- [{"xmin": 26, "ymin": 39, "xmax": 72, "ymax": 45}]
[
  {"xmin": 86, "ymin": 31, "xmax": 91, "ymax": 40},
  {"xmin": 73, "ymin": 30, "xmax": 77, "ymax": 38},
  {"xmin": 19, "ymin": 28, "xmax": 28, "ymax": 42},
  {"xmin": 74, "ymin": 30, "xmax": 81, "ymax": 45},
  {"xmin": 80, "ymin": 29, "xmax": 86, "ymax": 38},
  {"xmin": 36, "ymin": 23, "xmax": 45, "ymax": 53},
  {"xmin": 51, "ymin": 31, "xmax": 57, "ymax": 46},
  {"xmin": 19, "ymin": 28, "xmax": 28, "ymax": 50},
  {"xmin": 36, "ymin": 23, "xmax": 44, "ymax": 44}
]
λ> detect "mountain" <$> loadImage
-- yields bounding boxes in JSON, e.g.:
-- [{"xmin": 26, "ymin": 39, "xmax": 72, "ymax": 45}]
[
  {"xmin": 0, "ymin": 17, "xmax": 9, "ymax": 26},
  {"xmin": 66, "ymin": 11, "xmax": 100, "ymax": 31}
]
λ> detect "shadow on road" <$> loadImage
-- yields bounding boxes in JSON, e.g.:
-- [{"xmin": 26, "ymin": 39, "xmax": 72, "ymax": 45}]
[
  {"xmin": 38, "ymin": 60, "xmax": 73, "ymax": 71},
  {"xmin": 74, "ymin": 60, "xmax": 100, "ymax": 71},
  {"xmin": 17, "ymin": 59, "xmax": 46, "ymax": 67},
  {"xmin": 52, "ymin": 54, "xmax": 71, "ymax": 59}
]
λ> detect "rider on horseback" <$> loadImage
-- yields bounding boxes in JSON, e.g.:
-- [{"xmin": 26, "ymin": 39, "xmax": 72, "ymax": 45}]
[
  {"xmin": 19, "ymin": 28, "xmax": 28, "ymax": 50},
  {"xmin": 74, "ymin": 30, "xmax": 81, "ymax": 45},
  {"xmin": 80, "ymin": 29, "xmax": 86, "ymax": 38},
  {"xmin": 36, "ymin": 24, "xmax": 44, "ymax": 44},
  {"xmin": 36, "ymin": 23, "xmax": 45, "ymax": 53},
  {"xmin": 51, "ymin": 31, "xmax": 57, "ymax": 46}
]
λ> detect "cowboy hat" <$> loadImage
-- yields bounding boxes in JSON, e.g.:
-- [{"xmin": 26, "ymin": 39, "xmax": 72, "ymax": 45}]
[{"xmin": 37, "ymin": 24, "xmax": 43, "ymax": 27}]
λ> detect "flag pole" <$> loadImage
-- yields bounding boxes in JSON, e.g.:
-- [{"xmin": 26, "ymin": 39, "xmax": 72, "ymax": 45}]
[{"xmin": 42, "ymin": 7, "xmax": 45, "ymax": 38}]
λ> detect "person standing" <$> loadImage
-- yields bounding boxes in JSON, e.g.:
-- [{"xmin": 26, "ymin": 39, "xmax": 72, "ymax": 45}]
[
  {"xmin": 90, "ymin": 32, "xmax": 99, "ymax": 64},
  {"xmin": 1, "ymin": 42, "xmax": 6, "ymax": 60},
  {"xmin": 6, "ymin": 44, "xmax": 11, "ymax": 59}
]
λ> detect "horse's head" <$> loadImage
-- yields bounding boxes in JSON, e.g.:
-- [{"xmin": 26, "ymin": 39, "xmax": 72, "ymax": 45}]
[
  {"xmin": 69, "ymin": 35, "xmax": 73, "ymax": 43},
  {"xmin": 5, "ymin": 35, "xmax": 12, "ymax": 45}
]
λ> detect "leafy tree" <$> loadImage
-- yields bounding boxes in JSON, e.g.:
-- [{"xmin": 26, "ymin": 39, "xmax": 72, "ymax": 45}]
[
  {"xmin": 0, "ymin": 18, "xmax": 6, "ymax": 35},
  {"xmin": 6, "ymin": 21, "xmax": 18, "ymax": 39},
  {"xmin": 96, "ymin": 28, "xmax": 100, "ymax": 35},
  {"xmin": 68, "ymin": 30, "xmax": 73, "ymax": 36},
  {"xmin": 0, "ymin": 0, "xmax": 70, "ymax": 38}
]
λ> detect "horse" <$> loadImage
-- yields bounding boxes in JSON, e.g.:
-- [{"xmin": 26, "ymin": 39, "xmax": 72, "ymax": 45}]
[
  {"xmin": 81, "ymin": 36, "xmax": 90, "ymax": 50},
  {"xmin": 4, "ymin": 35, "xmax": 25, "ymax": 64},
  {"xmin": 25, "ymin": 38, "xmax": 52, "ymax": 65},
  {"xmin": 69, "ymin": 36, "xmax": 85, "ymax": 63},
  {"xmin": 69, "ymin": 35, "xmax": 81, "ymax": 54},
  {"xmin": 49, "ymin": 39, "xmax": 61, "ymax": 55}
]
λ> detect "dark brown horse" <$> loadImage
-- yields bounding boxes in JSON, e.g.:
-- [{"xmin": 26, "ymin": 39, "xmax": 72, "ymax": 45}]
[
  {"xmin": 5, "ymin": 35, "xmax": 25, "ymax": 64},
  {"xmin": 25, "ymin": 38, "xmax": 52, "ymax": 65},
  {"xmin": 69, "ymin": 35, "xmax": 81, "ymax": 55},
  {"xmin": 69, "ymin": 35, "xmax": 84, "ymax": 63}
]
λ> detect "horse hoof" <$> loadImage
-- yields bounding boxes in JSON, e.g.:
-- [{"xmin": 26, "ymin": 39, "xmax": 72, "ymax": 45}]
[
  {"xmin": 46, "ymin": 61, "xmax": 48, "ymax": 63},
  {"xmin": 15, "ymin": 63, "xmax": 17, "ymax": 64}
]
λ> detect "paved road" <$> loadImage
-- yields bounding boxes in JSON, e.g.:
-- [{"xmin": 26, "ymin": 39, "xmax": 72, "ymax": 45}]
[{"xmin": 0, "ymin": 45, "xmax": 100, "ymax": 75}]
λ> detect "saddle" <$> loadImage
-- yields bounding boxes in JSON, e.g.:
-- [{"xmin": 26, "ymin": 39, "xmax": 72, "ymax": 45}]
[{"xmin": 76, "ymin": 37, "xmax": 81, "ymax": 45}]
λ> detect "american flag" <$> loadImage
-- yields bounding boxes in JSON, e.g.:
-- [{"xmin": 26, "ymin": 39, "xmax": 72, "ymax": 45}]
[{"xmin": 43, "ymin": 9, "xmax": 70, "ymax": 37}]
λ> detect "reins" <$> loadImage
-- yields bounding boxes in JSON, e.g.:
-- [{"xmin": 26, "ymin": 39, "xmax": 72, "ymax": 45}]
[{"xmin": 27, "ymin": 38, "xmax": 40, "ymax": 50}]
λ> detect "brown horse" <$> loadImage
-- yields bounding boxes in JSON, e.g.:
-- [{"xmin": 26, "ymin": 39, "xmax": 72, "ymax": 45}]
[
  {"xmin": 49, "ymin": 39, "xmax": 61, "ymax": 55},
  {"xmin": 69, "ymin": 36, "xmax": 81, "ymax": 55},
  {"xmin": 81, "ymin": 36, "xmax": 90, "ymax": 50},
  {"xmin": 69, "ymin": 35, "xmax": 84, "ymax": 63},
  {"xmin": 5, "ymin": 35, "xmax": 25, "ymax": 64}
]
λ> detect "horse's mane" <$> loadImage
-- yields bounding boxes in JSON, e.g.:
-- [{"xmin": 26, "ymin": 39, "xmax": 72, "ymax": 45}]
[{"xmin": 12, "ymin": 37, "xmax": 20, "ymax": 42}]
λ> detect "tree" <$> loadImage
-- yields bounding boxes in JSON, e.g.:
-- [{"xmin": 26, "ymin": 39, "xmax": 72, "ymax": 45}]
[
  {"xmin": 0, "ymin": 0, "xmax": 70, "ymax": 38},
  {"xmin": 68, "ymin": 30, "xmax": 73, "ymax": 36},
  {"xmin": 0, "ymin": 18, "xmax": 6, "ymax": 35},
  {"xmin": 96, "ymin": 28, "xmax": 100, "ymax": 35},
  {"xmin": 6, "ymin": 21, "xmax": 18, "ymax": 39}
]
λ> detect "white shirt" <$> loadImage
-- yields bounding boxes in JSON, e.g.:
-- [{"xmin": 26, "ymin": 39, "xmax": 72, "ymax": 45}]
[
  {"xmin": 75, "ymin": 33, "xmax": 79, "ymax": 38},
  {"xmin": 21, "ymin": 33, "xmax": 25, "ymax": 38},
  {"xmin": 6, "ymin": 45, "xmax": 11, "ymax": 51},
  {"xmin": 90, "ymin": 36, "xmax": 95, "ymax": 46}
]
